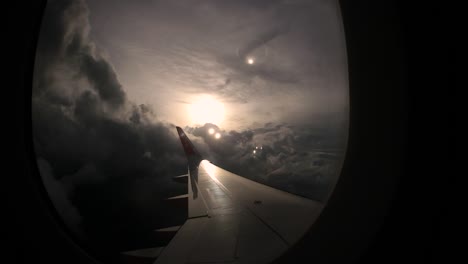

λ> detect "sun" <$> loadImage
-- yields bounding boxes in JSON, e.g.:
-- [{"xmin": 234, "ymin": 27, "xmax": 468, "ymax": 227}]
[
  {"xmin": 188, "ymin": 95, "xmax": 225, "ymax": 126},
  {"xmin": 246, "ymin": 57, "xmax": 255, "ymax": 65}
]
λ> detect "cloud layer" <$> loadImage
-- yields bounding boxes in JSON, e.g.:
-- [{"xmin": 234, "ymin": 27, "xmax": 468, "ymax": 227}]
[
  {"xmin": 186, "ymin": 122, "xmax": 346, "ymax": 200},
  {"xmin": 33, "ymin": 0, "xmax": 189, "ymax": 250}
]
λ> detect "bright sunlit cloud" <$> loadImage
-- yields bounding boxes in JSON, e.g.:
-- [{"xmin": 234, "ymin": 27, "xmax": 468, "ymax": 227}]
[{"xmin": 188, "ymin": 95, "xmax": 225, "ymax": 126}]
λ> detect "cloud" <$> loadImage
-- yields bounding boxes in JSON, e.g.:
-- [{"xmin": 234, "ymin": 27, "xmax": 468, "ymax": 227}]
[
  {"xmin": 78, "ymin": 53, "xmax": 126, "ymax": 108},
  {"xmin": 33, "ymin": 0, "xmax": 189, "ymax": 247},
  {"xmin": 237, "ymin": 27, "xmax": 288, "ymax": 60},
  {"xmin": 35, "ymin": 0, "xmax": 126, "ymax": 110},
  {"xmin": 185, "ymin": 122, "xmax": 345, "ymax": 201},
  {"xmin": 215, "ymin": 24, "xmax": 300, "ymax": 86},
  {"xmin": 81, "ymin": 0, "xmax": 348, "ymax": 131}
]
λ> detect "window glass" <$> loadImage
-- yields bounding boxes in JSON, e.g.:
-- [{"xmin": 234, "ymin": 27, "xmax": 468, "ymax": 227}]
[{"xmin": 33, "ymin": 0, "xmax": 348, "ymax": 262}]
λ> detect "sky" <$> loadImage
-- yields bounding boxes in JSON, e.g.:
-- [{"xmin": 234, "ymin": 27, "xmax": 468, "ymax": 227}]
[
  {"xmin": 85, "ymin": 0, "xmax": 348, "ymax": 130},
  {"xmin": 32, "ymin": 0, "xmax": 348, "ymax": 260}
]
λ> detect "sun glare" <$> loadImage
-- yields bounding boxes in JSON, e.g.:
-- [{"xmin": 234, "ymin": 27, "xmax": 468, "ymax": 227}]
[
  {"xmin": 247, "ymin": 57, "xmax": 255, "ymax": 65},
  {"xmin": 215, "ymin": 133, "xmax": 221, "ymax": 139},
  {"xmin": 188, "ymin": 95, "xmax": 225, "ymax": 126}
]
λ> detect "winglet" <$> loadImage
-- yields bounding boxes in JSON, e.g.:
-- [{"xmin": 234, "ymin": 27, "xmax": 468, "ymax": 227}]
[{"xmin": 176, "ymin": 126, "xmax": 203, "ymax": 170}]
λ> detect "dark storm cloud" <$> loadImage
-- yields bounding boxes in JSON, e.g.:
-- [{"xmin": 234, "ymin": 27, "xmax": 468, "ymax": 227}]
[
  {"xmin": 78, "ymin": 53, "xmax": 126, "ymax": 108},
  {"xmin": 35, "ymin": 0, "xmax": 126, "ymax": 109},
  {"xmin": 33, "ymin": 0, "xmax": 188, "ymax": 241},
  {"xmin": 37, "ymin": 158, "xmax": 84, "ymax": 239}
]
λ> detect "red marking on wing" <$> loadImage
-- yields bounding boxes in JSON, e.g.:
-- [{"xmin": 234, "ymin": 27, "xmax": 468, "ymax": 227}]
[{"xmin": 177, "ymin": 127, "xmax": 195, "ymax": 156}]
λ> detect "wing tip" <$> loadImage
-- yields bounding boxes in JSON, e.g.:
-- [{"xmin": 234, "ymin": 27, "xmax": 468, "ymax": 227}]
[{"xmin": 175, "ymin": 125, "xmax": 203, "ymax": 167}]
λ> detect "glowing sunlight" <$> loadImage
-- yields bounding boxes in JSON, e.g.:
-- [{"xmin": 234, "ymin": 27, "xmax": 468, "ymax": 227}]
[{"xmin": 188, "ymin": 95, "xmax": 225, "ymax": 126}]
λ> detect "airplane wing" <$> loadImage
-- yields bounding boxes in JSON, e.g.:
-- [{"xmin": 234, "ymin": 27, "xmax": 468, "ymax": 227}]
[{"xmin": 151, "ymin": 127, "xmax": 324, "ymax": 264}]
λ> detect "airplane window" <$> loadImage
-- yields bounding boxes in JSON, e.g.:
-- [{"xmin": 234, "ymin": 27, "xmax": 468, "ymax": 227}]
[{"xmin": 32, "ymin": 0, "xmax": 348, "ymax": 263}]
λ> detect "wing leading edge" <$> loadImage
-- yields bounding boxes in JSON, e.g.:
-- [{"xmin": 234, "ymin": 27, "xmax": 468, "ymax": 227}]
[{"xmin": 154, "ymin": 127, "xmax": 324, "ymax": 264}]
